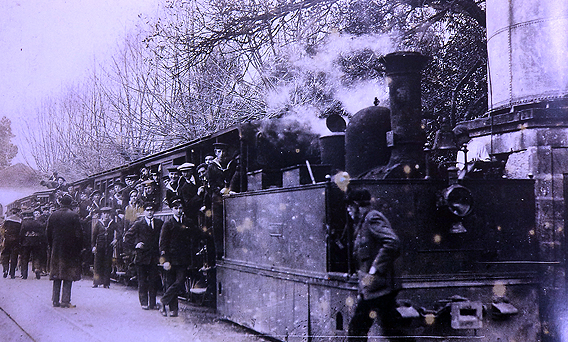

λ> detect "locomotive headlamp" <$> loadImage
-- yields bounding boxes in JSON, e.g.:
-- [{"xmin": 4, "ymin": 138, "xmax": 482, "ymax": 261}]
[
  {"xmin": 437, "ymin": 184, "xmax": 473, "ymax": 233},
  {"xmin": 440, "ymin": 184, "xmax": 473, "ymax": 217}
]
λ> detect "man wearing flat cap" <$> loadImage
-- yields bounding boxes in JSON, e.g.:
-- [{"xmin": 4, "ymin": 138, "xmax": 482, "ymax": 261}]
[
  {"xmin": 91, "ymin": 207, "xmax": 118, "ymax": 288},
  {"xmin": 345, "ymin": 188, "xmax": 409, "ymax": 342},
  {"xmin": 46, "ymin": 194, "xmax": 83, "ymax": 308}
]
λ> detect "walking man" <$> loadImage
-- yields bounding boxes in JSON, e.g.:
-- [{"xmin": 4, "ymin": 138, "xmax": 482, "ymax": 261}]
[
  {"xmin": 1, "ymin": 207, "xmax": 22, "ymax": 279},
  {"xmin": 346, "ymin": 189, "xmax": 410, "ymax": 342},
  {"xmin": 159, "ymin": 198, "xmax": 202, "ymax": 317},
  {"xmin": 46, "ymin": 194, "xmax": 84, "ymax": 308},
  {"xmin": 19, "ymin": 209, "xmax": 47, "ymax": 279},
  {"xmin": 124, "ymin": 203, "xmax": 163, "ymax": 310}
]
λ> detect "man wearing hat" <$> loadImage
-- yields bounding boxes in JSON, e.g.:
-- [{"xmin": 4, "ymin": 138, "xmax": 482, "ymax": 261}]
[
  {"xmin": 46, "ymin": 194, "xmax": 83, "ymax": 308},
  {"xmin": 177, "ymin": 163, "xmax": 201, "ymax": 226},
  {"xmin": 19, "ymin": 208, "xmax": 47, "ymax": 279},
  {"xmin": 165, "ymin": 166, "xmax": 183, "ymax": 207},
  {"xmin": 91, "ymin": 207, "xmax": 118, "ymax": 288},
  {"xmin": 1, "ymin": 207, "xmax": 22, "ymax": 279},
  {"xmin": 123, "ymin": 202, "xmax": 164, "ymax": 310},
  {"xmin": 108, "ymin": 180, "xmax": 126, "ymax": 210},
  {"xmin": 158, "ymin": 197, "xmax": 203, "ymax": 317},
  {"xmin": 345, "ymin": 188, "xmax": 408, "ymax": 342},
  {"xmin": 207, "ymin": 142, "xmax": 237, "ymax": 258},
  {"xmin": 140, "ymin": 179, "xmax": 159, "ymax": 211},
  {"xmin": 207, "ymin": 142, "xmax": 237, "ymax": 195},
  {"xmin": 177, "ymin": 162, "xmax": 199, "ymax": 187}
]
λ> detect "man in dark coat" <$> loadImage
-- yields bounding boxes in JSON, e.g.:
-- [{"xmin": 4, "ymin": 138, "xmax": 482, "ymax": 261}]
[
  {"xmin": 345, "ymin": 189, "xmax": 410, "ymax": 342},
  {"xmin": 177, "ymin": 163, "xmax": 201, "ymax": 229},
  {"xmin": 91, "ymin": 207, "xmax": 118, "ymax": 288},
  {"xmin": 158, "ymin": 198, "xmax": 203, "ymax": 317},
  {"xmin": 1, "ymin": 207, "xmax": 22, "ymax": 279},
  {"xmin": 46, "ymin": 194, "xmax": 83, "ymax": 308},
  {"xmin": 123, "ymin": 203, "xmax": 163, "ymax": 310},
  {"xmin": 19, "ymin": 209, "xmax": 47, "ymax": 279}
]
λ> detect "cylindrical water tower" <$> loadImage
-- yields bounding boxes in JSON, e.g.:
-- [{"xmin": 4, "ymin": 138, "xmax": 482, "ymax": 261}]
[{"xmin": 487, "ymin": 0, "xmax": 568, "ymax": 110}]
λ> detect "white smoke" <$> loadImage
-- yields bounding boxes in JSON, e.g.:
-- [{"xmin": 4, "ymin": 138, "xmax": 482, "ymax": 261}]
[{"xmin": 265, "ymin": 32, "xmax": 396, "ymax": 135}]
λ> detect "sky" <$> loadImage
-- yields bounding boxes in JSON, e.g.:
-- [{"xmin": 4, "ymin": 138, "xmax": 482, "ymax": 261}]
[
  {"xmin": 0, "ymin": 0, "xmax": 160, "ymax": 165},
  {"xmin": 0, "ymin": 0, "xmax": 160, "ymax": 207}
]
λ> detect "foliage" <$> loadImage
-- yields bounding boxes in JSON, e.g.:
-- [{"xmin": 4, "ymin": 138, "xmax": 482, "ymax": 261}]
[
  {"xmin": 0, "ymin": 116, "xmax": 18, "ymax": 170},
  {"xmin": 23, "ymin": 0, "xmax": 487, "ymax": 179}
]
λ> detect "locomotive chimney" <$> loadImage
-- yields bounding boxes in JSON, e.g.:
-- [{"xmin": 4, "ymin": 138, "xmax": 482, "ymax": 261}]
[{"xmin": 364, "ymin": 51, "xmax": 429, "ymax": 179}]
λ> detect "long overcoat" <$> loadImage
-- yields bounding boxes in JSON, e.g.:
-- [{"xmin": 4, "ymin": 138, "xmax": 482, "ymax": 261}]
[
  {"xmin": 46, "ymin": 207, "xmax": 83, "ymax": 281},
  {"xmin": 353, "ymin": 209, "xmax": 401, "ymax": 300}
]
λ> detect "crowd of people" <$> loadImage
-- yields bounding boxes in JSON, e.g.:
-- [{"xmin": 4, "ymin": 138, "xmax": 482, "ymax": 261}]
[
  {"xmin": 2, "ymin": 141, "xmax": 409, "ymax": 340},
  {"xmin": 0, "ymin": 142, "xmax": 238, "ymax": 313}
]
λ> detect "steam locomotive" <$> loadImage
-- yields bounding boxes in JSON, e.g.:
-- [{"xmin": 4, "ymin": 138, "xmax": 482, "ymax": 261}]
[
  {"xmin": 10, "ymin": 1, "xmax": 568, "ymax": 340},
  {"xmin": 9, "ymin": 51, "xmax": 540, "ymax": 342}
]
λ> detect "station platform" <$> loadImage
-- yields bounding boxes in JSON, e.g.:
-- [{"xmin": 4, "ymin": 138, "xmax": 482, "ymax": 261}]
[{"xmin": 0, "ymin": 269, "xmax": 267, "ymax": 342}]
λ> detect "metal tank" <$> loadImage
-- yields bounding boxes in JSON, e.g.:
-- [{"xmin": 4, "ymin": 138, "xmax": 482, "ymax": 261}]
[
  {"xmin": 344, "ymin": 105, "xmax": 391, "ymax": 177},
  {"xmin": 319, "ymin": 133, "xmax": 345, "ymax": 172},
  {"xmin": 487, "ymin": 0, "xmax": 568, "ymax": 110}
]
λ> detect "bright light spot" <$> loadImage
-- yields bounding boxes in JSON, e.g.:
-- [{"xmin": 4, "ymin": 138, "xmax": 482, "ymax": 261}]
[
  {"xmin": 558, "ymin": 227, "xmax": 564, "ymax": 233},
  {"xmin": 403, "ymin": 165, "xmax": 412, "ymax": 174},
  {"xmin": 295, "ymin": 149, "xmax": 301, "ymax": 153},
  {"xmin": 424, "ymin": 313, "xmax": 436, "ymax": 325},
  {"xmin": 433, "ymin": 234, "xmax": 442, "ymax": 244},
  {"xmin": 497, "ymin": 226, "xmax": 502, "ymax": 231},
  {"xmin": 319, "ymin": 299, "xmax": 330, "ymax": 313},
  {"xmin": 529, "ymin": 229, "xmax": 535, "ymax": 236},
  {"xmin": 334, "ymin": 171, "xmax": 350, "ymax": 192},
  {"xmin": 369, "ymin": 310, "xmax": 377, "ymax": 319},
  {"xmin": 205, "ymin": 209, "xmax": 212, "ymax": 218},
  {"xmin": 345, "ymin": 296, "xmax": 355, "ymax": 307},
  {"xmin": 493, "ymin": 281, "xmax": 507, "ymax": 297},
  {"xmin": 237, "ymin": 217, "xmax": 254, "ymax": 233}
]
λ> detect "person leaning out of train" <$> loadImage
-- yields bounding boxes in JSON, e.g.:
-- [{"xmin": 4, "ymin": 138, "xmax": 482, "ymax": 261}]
[
  {"xmin": 177, "ymin": 163, "xmax": 202, "ymax": 222},
  {"xmin": 165, "ymin": 166, "xmax": 183, "ymax": 207},
  {"xmin": 453, "ymin": 123, "xmax": 490, "ymax": 179},
  {"xmin": 123, "ymin": 202, "xmax": 163, "ymax": 310},
  {"xmin": 19, "ymin": 208, "xmax": 47, "ymax": 280},
  {"xmin": 345, "ymin": 189, "xmax": 412, "ymax": 342},
  {"xmin": 158, "ymin": 197, "xmax": 203, "ymax": 317}
]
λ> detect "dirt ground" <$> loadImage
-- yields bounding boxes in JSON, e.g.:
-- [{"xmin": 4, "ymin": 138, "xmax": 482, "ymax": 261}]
[{"xmin": 0, "ymin": 269, "xmax": 269, "ymax": 342}]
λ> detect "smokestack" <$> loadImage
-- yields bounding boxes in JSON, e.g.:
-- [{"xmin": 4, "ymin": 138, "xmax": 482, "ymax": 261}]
[{"xmin": 364, "ymin": 51, "xmax": 429, "ymax": 179}]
